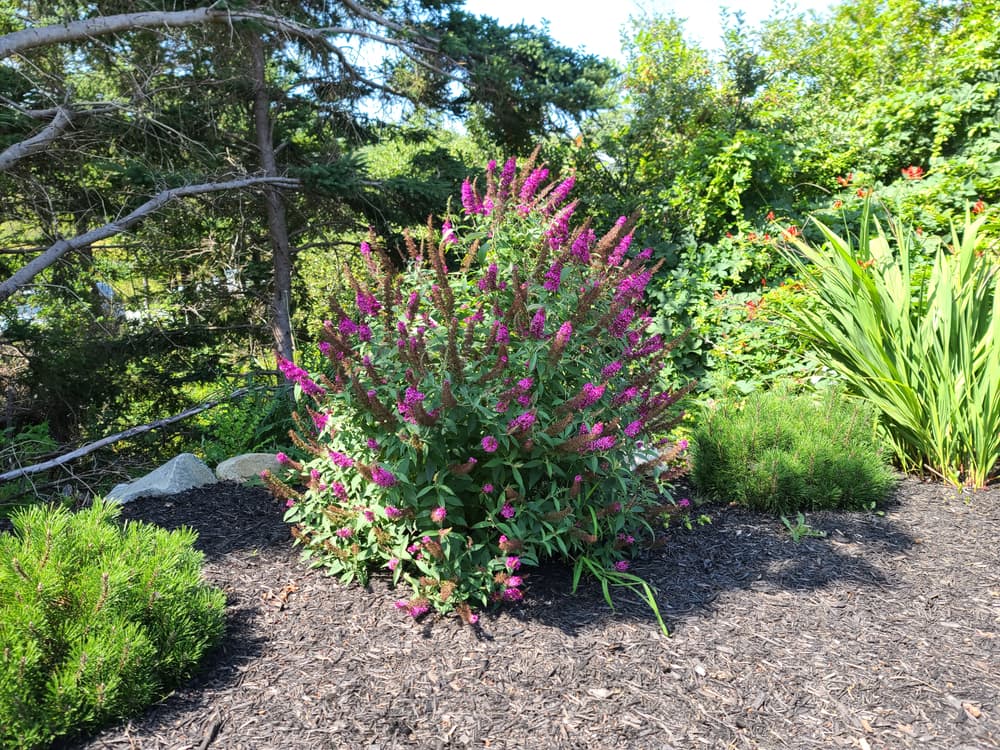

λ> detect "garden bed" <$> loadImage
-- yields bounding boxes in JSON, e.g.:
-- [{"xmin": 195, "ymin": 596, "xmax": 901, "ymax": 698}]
[{"xmin": 63, "ymin": 477, "xmax": 998, "ymax": 749}]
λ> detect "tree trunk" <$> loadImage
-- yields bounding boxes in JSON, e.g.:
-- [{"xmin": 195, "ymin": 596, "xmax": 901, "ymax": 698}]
[{"xmin": 249, "ymin": 33, "xmax": 295, "ymax": 361}]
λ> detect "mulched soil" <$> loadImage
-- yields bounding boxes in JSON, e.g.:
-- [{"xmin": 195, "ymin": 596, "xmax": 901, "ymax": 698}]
[{"xmin": 56, "ymin": 476, "xmax": 999, "ymax": 750}]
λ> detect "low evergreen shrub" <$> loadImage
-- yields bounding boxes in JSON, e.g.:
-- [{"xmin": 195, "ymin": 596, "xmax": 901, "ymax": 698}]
[
  {"xmin": 0, "ymin": 500, "xmax": 225, "ymax": 750},
  {"xmin": 690, "ymin": 386, "xmax": 896, "ymax": 514}
]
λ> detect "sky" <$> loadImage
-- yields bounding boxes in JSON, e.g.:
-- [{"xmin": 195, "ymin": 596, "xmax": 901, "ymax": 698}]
[{"xmin": 461, "ymin": 0, "xmax": 835, "ymax": 60}]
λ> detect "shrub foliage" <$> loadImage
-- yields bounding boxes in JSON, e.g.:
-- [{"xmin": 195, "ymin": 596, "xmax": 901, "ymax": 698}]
[
  {"xmin": 0, "ymin": 500, "xmax": 225, "ymax": 750},
  {"xmin": 779, "ymin": 202, "xmax": 1000, "ymax": 487},
  {"xmin": 690, "ymin": 386, "xmax": 896, "ymax": 514},
  {"xmin": 266, "ymin": 155, "xmax": 689, "ymax": 627}
]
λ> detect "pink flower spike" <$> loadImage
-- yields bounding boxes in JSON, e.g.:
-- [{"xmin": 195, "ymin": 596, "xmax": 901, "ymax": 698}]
[
  {"xmin": 371, "ymin": 466, "xmax": 397, "ymax": 487},
  {"xmin": 613, "ymin": 560, "xmax": 630, "ymax": 572},
  {"xmin": 430, "ymin": 506, "xmax": 447, "ymax": 523},
  {"xmin": 678, "ymin": 498, "xmax": 691, "ymax": 508}
]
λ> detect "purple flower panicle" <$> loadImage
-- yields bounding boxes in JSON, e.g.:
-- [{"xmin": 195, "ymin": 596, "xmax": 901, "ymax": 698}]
[
  {"xmin": 529, "ymin": 308, "xmax": 546, "ymax": 339},
  {"xmin": 461, "ymin": 178, "xmax": 483, "ymax": 215},
  {"xmin": 507, "ymin": 411, "xmax": 536, "ymax": 433},
  {"xmin": 519, "ymin": 167, "xmax": 549, "ymax": 202},
  {"xmin": 277, "ymin": 357, "xmax": 326, "ymax": 398},
  {"xmin": 371, "ymin": 466, "xmax": 397, "ymax": 487}
]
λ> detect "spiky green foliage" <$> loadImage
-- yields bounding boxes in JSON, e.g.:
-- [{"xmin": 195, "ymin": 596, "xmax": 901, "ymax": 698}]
[
  {"xmin": 779, "ymin": 202, "xmax": 1000, "ymax": 487},
  {"xmin": 691, "ymin": 386, "xmax": 896, "ymax": 514},
  {"xmin": 0, "ymin": 500, "xmax": 225, "ymax": 750}
]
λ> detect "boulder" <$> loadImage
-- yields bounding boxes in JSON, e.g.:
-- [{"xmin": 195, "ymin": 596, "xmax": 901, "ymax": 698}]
[
  {"xmin": 215, "ymin": 452, "xmax": 281, "ymax": 483},
  {"xmin": 106, "ymin": 453, "xmax": 217, "ymax": 504}
]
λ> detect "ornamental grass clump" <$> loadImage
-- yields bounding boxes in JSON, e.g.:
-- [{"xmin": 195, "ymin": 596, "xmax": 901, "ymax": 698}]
[
  {"xmin": 690, "ymin": 385, "xmax": 896, "ymax": 514},
  {"xmin": 0, "ymin": 500, "xmax": 225, "ymax": 750},
  {"xmin": 778, "ymin": 200, "xmax": 1000, "ymax": 488},
  {"xmin": 265, "ymin": 155, "xmax": 690, "ymax": 630}
]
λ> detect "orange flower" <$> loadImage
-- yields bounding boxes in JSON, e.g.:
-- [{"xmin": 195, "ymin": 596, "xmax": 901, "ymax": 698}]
[
  {"xmin": 782, "ymin": 225, "xmax": 800, "ymax": 239},
  {"xmin": 973, "ymin": 199, "xmax": 986, "ymax": 215},
  {"xmin": 766, "ymin": 210, "xmax": 775, "ymax": 221},
  {"xmin": 836, "ymin": 173, "xmax": 853, "ymax": 187},
  {"xmin": 901, "ymin": 165, "xmax": 925, "ymax": 180},
  {"xmin": 833, "ymin": 199, "xmax": 844, "ymax": 209}
]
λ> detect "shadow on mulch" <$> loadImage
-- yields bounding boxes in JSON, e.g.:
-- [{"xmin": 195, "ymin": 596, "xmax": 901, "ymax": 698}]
[
  {"xmin": 513, "ymin": 500, "xmax": 918, "ymax": 637},
  {"xmin": 30, "ymin": 478, "xmax": 1000, "ymax": 749}
]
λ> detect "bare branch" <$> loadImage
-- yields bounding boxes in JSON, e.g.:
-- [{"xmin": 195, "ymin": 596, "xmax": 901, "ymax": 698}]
[
  {"xmin": 0, "ymin": 106, "xmax": 73, "ymax": 171},
  {"xmin": 2, "ymin": 8, "xmax": 217, "ymax": 58},
  {"xmin": 0, "ymin": 386, "xmax": 253, "ymax": 483},
  {"xmin": 0, "ymin": 176, "xmax": 301, "ymax": 302},
  {"xmin": 1, "ymin": 6, "xmax": 455, "ymax": 81},
  {"xmin": 0, "ymin": 6, "xmax": 439, "ymax": 59}
]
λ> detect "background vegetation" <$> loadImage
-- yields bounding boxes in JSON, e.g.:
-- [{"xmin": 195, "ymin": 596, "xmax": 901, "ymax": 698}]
[{"xmin": 2, "ymin": 0, "xmax": 999, "ymax": 498}]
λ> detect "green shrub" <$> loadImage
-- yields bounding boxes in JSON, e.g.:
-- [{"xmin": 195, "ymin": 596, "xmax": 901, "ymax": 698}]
[
  {"xmin": 778, "ymin": 200, "xmax": 1000, "ymax": 487},
  {"xmin": 266, "ymin": 156, "xmax": 690, "ymax": 630},
  {"xmin": 0, "ymin": 500, "xmax": 225, "ymax": 750},
  {"xmin": 195, "ymin": 378, "xmax": 297, "ymax": 467},
  {"xmin": 0, "ymin": 423, "xmax": 59, "ymax": 516},
  {"xmin": 690, "ymin": 386, "xmax": 896, "ymax": 514}
]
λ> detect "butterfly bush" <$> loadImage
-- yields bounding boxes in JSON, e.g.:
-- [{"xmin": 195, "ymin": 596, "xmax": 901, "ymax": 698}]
[{"xmin": 264, "ymin": 154, "xmax": 690, "ymax": 626}]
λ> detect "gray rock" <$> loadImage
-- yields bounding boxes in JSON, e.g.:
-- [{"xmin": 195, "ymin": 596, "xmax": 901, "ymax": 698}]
[
  {"xmin": 106, "ymin": 453, "xmax": 217, "ymax": 504},
  {"xmin": 215, "ymin": 452, "xmax": 281, "ymax": 483}
]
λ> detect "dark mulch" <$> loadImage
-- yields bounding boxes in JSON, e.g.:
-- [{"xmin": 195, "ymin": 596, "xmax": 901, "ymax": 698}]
[{"xmin": 57, "ymin": 477, "xmax": 999, "ymax": 750}]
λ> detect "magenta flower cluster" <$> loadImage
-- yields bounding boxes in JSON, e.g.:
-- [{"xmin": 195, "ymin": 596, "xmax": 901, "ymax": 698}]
[
  {"xmin": 277, "ymin": 356, "xmax": 326, "ymax": 398},
  {"xmin": 507, "ymin": 411, "xmax": 536, "ymax": 433},
  {"xmin": 371, "ymin": 466, "xmax": 397, "ymax": 487}
]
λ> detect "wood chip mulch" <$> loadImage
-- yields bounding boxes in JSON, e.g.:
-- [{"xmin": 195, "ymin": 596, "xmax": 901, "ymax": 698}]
[{"xmin": 58, "ymin": 476, "xmax": 999, "ymax": 750}]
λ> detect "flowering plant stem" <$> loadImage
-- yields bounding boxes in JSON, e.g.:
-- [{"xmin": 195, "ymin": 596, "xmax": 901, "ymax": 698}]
[{"xmin": 572, "ymin": 554, "xmax": 668, "ymax": 635}]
